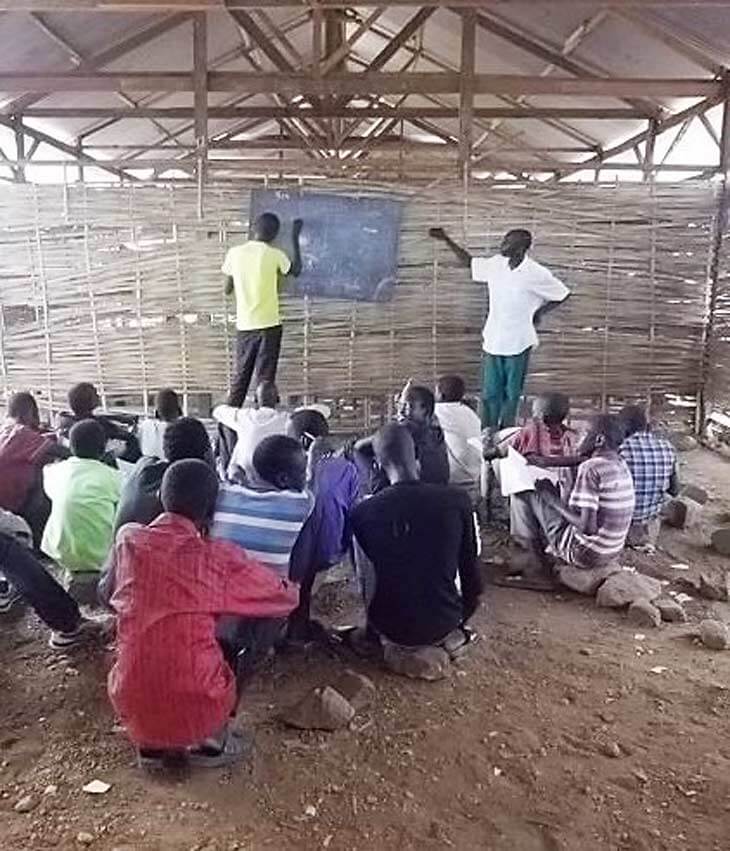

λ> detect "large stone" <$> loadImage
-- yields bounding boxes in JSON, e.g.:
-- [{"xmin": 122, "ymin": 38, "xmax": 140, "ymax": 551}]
[
  {"xmin": 668, "ymin": 433, "xmax": 698, "ymax": 453},
  {"xmin": 655, "ymin": 598, "xmax": 688, "ymax": 623},
  {"xmin": 710, "ymin": 528, "xmax": 730, "ymax": 557},
  {"xmin": 662, "ymin": 497, "xmax": 702, "ymax": 530},
  {"xmin": 332, "ymin": 669, "xmax": 376, "ymax": 711},
  {"xmin": 557, "ymin": 562, "xmax": 621, "ymax": 596},
  {"xmin": 13, "ymin": 795, "xmax": 37, "ymax": 813},
  {"xmin": 699, "ymin": 619, "xmax": 729, "ymax": 651},
  {"xmin": 626, "ymin": 600, "xmax": 662, "ymax": 629},
  {"xmin": 681, "ymin": 484, "xmax": 709, "ymax": 505},
  {"xmin": 383, "ymin": 644, "xmax": 449, "ymax": 681},
  {"xmin": 281, "ymin": 686, "xmax": 355, "ymax": 731},
  {"xmin": 698, "ymin": 571, "xmax": 730, "ymax": 602},
  {"xmin": 595, "ymin": 572, "xmax": 662, "ymax": 609}
]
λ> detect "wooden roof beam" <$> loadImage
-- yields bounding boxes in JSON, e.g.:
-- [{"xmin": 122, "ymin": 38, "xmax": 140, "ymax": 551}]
[{"xmin": 0, "ymin": 72, "xmax": 717, "ymax": 97}]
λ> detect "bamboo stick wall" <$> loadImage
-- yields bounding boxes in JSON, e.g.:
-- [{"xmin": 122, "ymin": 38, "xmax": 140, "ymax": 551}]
[
  {"xmin": 0, "ymin": 180, "xmax": 718, "ymax": 420},
  {"xmin": 705, "ymin": 191, "xmax": 730, "ymax": 421}
]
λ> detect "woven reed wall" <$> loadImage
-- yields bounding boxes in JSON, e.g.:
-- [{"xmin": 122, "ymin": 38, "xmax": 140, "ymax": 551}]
[{"xmin": 0, "ymin": 180, "xmax": 718, "ymax": 417}]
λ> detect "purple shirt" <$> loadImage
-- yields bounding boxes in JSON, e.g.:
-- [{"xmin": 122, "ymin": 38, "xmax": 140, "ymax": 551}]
[{"xmin": 290, "ymin": 456, "xmax": 360, "ymax": 581}]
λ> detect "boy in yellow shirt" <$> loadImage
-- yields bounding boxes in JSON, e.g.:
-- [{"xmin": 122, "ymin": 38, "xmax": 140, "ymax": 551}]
[{"xmin": 223, "ymin": 213, "xmax": 303, "ymax": 406}]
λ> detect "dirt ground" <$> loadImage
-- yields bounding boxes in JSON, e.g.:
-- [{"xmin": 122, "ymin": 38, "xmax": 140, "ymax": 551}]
[{"xmin": 1, "ymin": 448, "xmax": 729, "ymax": 851}]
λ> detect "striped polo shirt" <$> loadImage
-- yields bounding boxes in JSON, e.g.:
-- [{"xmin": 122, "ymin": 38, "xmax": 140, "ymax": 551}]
[
  {"xmin": 210, "ymin": 483, "xmax": 314, "ymax": 578},
  {"xmin": 559, "ymin": 454, "xmax": 635, "ymax": 569}
]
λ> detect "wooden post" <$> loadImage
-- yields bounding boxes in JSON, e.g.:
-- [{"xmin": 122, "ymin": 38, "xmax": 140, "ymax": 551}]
[
  {"xmin": 14, "ymin": 119, "xmax": 25, "ymax": 182},
  {"xmin": 697, "ymin": 81, "xmax": 730, "ymax": 433},
  {"xmin": 459, "ymin": 10, "xmax": 476, "ymax": 182},
  {"xmin": 643, "ymin": 118, "xmax": 658, "ymax": 182},
  {"xmin": 193, "ymin": 12, "xmax": 208, "ymax": 219}
]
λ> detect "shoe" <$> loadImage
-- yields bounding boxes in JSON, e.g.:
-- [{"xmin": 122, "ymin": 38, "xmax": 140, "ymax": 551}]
[
  {"xmin": 48, "ymin": 615, "xmax": 112, "ymax": 651},
  {"xmin": 188, "ymin": 727, "xmax": 255, "ymax": 769}
]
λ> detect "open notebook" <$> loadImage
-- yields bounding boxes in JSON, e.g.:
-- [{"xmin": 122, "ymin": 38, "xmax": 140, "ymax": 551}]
[{"xmin": 495, "ymin": 446, "xmax": 559, "ymax": 497}]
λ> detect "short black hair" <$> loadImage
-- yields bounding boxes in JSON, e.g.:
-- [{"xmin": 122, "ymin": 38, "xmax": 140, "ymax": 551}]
[
  {"xmin": 163, "ymin": 416, "xmax": 211, "ymax": 463},
  {"xmin": 252, "ymin": 434, "xmax": 305, "ymax": 490},
  {"xmin": 592, "ymin": 414, "xmax": 626, "ymax": 451},
  {"xmin": 536, "ymin": 392, "xmax": 570, "ymax": 426},
  {"xmin": 161, "ymin": 459, "xmax": 219, "ymax": 525},
  {"xmin": 504, "ymin": 228, "xmax": 533, "ymax": 250},
  {"xmin": 289, "ymin": 409, "xmax": 329, "ymax": 440},
  {"xmin": 253, "ymin": 212, "xmax": 280, "ymax": 243},
  {"xmin": 155, "ymin": 388, "xmax": 182, "ymax": 422},
  {"xmin": 618, "ymin": 404, "xmax": 648, "ymax": 437},
  {"xmin": 436, "ymin": 375, "xmax": 466, "ymax": 403},
  {"xmin": 68, "ymin": 382, "xmax": 99, "ymax": 417},
  {"xmin": 407, "ymin": 385, "xmax": 435, "ymax": 417},
  {"xmin": 8, "ymin": 392, "xmax": 39, "ymax": 424},
  {"xmin": 255, "ymin": 381, "xmax": 279, "ymax": 409},
  {"xmin": 69, "ymin": 418, "xmax": 106, "ymax": 460},
  {"xmin": 373, "ymin": 422, "xmax": 417, "ymax": 469}
]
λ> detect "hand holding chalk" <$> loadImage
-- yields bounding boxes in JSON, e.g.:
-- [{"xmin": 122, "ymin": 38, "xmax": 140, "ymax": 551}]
[{"xmin": 292, "ymin": 218, "xmax": 303, "ymax": 236}]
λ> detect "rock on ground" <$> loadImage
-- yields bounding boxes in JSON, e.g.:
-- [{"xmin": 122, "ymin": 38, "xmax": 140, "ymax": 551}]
[
  {"xmin": 698, "ymin": 571, "xmax": 729, "ymax": 602},
  {"xmin": 681, "ymin": 483, "xmax": 709, "ymax": 505},
  {"xmin": 383, "ymin": 644, "xmax": 450, "ymax": 681},
  {"xmin": 595, "ymin": 572, "xmax": 662, "ymax": 609},
  {"xmin": 333, "ymin": 669, "xmax": 376, "ymax": 711},
  {"xmin": 662, "ymin": 497, "xmax": 703, "ymax": 530},
  {"xmin": 557, "ymin": 562, "xmax": 621, "ymax": 596},
  {"xmin": 710, "ymin": 528, "xmax": 730, "ymax": 558},
  {"xmin": 668, "ymin": 432, "xmax": 698, "ymax": 453},
  {"xmin": 626, "ymin": 600, "xmax": 662, "ymax": 628},
  {"xmin": 655, "ymin": 598, "xmax": 688, "ymax": 623},
  {"xmin": 281, "ymin": 686, "xmax": 355, "ymax": 731},
  {"xmin": 699, "ymin": 619, "xmax": 729, "ymax": 651},
  {"xmin": 13, "ymin": 795, "xmax": 37, "ymax": 813}
]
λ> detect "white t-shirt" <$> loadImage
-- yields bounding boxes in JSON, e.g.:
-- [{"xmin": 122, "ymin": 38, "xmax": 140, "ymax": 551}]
[
  {"xmin": 213, "ymin": 404, "xmax": 290, "ymax": 479},
  {"xmin": 434, "ymin": 402, "xmax": 482, "ymax": 487},
  {"xmin": 471, "ymin": 254, "xmax": 569, "ymax": 356},
  {"xmin": 138, "ymin": 419, "xmax": 169, "ymax": 459}
]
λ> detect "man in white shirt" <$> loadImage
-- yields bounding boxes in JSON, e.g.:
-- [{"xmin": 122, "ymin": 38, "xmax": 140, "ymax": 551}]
[
  {"xmin": 213, "ymin": 381, "xmax": 289, "ymax": 482},
  {"xmin": 434, "ymin": 375, "xmax": 482, "ymax": 504},
  {"xmin": 429, "ymin": 228, "xmax": 570, "ymax": 430}
]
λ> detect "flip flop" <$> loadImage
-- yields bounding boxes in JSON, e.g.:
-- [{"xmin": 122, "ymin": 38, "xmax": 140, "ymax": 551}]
[{"xmin": 188, "ymin": 728, "xmax": 255, "ymax": 769}]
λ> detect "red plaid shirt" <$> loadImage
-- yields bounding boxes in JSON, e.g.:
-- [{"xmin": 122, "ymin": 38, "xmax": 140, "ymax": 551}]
[{"xmin": 108, "ymin": 513, "xmax": 299, "ymax": 748}]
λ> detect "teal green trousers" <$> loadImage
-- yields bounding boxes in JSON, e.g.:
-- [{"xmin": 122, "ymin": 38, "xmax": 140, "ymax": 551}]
[{"xmin": 482, "ymin": 348, "xmax": 531, "ymax": 429}]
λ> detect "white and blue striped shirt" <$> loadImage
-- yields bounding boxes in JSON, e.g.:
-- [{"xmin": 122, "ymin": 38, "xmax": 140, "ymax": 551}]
[{"xmin": 210, "ymin": 483, "xmax": 314, "ymax": 577}]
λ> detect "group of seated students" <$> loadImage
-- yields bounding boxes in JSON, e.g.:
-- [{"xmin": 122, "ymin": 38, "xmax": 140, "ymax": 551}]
[{"xmin": 0, "ymin": 375, "xmax": 678, "ymax": 768}]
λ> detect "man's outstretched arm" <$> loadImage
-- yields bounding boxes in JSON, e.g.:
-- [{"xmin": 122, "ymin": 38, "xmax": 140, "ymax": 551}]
[
  {"xmin": 428, "ymin": 227, "xmax": 472, "ymax": 268},
  {"xmin": 289, "ymin": 218, "xmax": 303, "ymax": 278}
]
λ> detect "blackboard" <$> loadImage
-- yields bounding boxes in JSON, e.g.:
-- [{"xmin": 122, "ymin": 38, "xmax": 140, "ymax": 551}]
[{"xmin": 250, "ymin": 189, "xmax": 403, "ymax": 302}]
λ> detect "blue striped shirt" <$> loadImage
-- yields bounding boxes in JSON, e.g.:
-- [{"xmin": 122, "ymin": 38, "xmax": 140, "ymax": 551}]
[{"xmin": 211, "ymin": 484, "xmax": 314, "ymax": 578}]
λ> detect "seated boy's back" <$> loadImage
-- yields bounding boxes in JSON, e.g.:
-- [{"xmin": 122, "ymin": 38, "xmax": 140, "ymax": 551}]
[
  {"xmin": 42, "ymin": 420, "xmax": 121, "ymax": 572},
  {"xmin": 108, "ymin": 460, "xmax": 298, "ymax": 750}
]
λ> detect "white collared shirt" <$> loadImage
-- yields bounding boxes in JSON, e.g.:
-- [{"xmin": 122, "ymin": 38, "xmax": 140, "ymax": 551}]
[{"xmin": 471, "ymin": 254, "xmax": 569, "ymax": 356}]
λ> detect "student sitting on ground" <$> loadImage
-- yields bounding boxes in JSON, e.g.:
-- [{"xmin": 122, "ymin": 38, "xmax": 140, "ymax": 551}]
[
  {"xmin": 509, "ymin": 414, "xmax": 635, "ymax": 588},
  {"xmin": 107, "ymin": 459, "xmax": 299, "ymax": 769},
  {"xmin": 0, "ymin": 392, "xmax": 67, "ymax": 549},
  {"xmin": 57, "ymin": 382, "xmax": 140, "ymax": 465},
  {"xmin": 349, "ymin": 424, "xmax": 482, "ymax": 664},
  {"xmin": 211, "ymin": 434, "xmax": 313, "ymax": 576},
  {"xmin": 434, "ymin": 374, "xmax": 482, "ymax": 503},
  {"xmin": 355, "ymin": 383, "xmax": 450, "ymax": 493},
  {"xmin": 618, "ymin": 404, "xmax": 679, "ymax": 549},
  {"xmin": 114, "ymin": 417, "xmax": 212, "ymax": 533},
  {"xmin": 42, "ymin": 419, "xmax": 122, "ymax": 604},
  {"xmin": 0, "ymin": 526, "xmax": 107, "ymax": 650},
  {"xmin": 213, "ymin": 381, "xmax": 289, "ymax": 481},
  {"xmin": 286, "ymin": 409, "xmax": 361, "ymax": 643},
  {"xmin": 137, "ymin": 388, "xmax": 183, "ymax": 459}
]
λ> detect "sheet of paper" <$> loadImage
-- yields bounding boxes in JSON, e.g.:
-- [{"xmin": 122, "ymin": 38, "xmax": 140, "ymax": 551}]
[{"xmin": 496, "ymin": 447, "xmax": 560, "ymax": 496}]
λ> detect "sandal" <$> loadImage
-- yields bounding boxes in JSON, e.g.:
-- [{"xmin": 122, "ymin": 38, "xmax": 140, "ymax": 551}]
[{"xmin": 188, "ymin": 728, "xmax": 255, "ymax": 769}]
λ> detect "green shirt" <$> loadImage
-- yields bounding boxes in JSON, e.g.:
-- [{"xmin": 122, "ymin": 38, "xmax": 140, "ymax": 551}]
[
  {"xmin": 42, "ymin": 457, "xmax": 122, "ymax": 573},
  {"xmin": 222, "ymin": 240, "xmax": 291, "ymax": 331}
]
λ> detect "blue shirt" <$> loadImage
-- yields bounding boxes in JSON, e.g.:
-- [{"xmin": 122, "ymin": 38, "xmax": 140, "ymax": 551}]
[
  {"xmin": 619, "ymin": 431, "xmax": 676, "ymax": 522},
  {"xmin": 289, "ymin": 457, "xmax": 360, "ymax": 583},
  {"xmin": 211, "ymin": 484, "xmax": 313, "ymax": 578}
]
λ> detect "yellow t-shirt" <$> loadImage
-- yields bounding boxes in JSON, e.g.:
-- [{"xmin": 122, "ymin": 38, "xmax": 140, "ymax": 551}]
[{"xmin": 222, "ymin": 240, "xmax": 291, "ymax": 331}]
